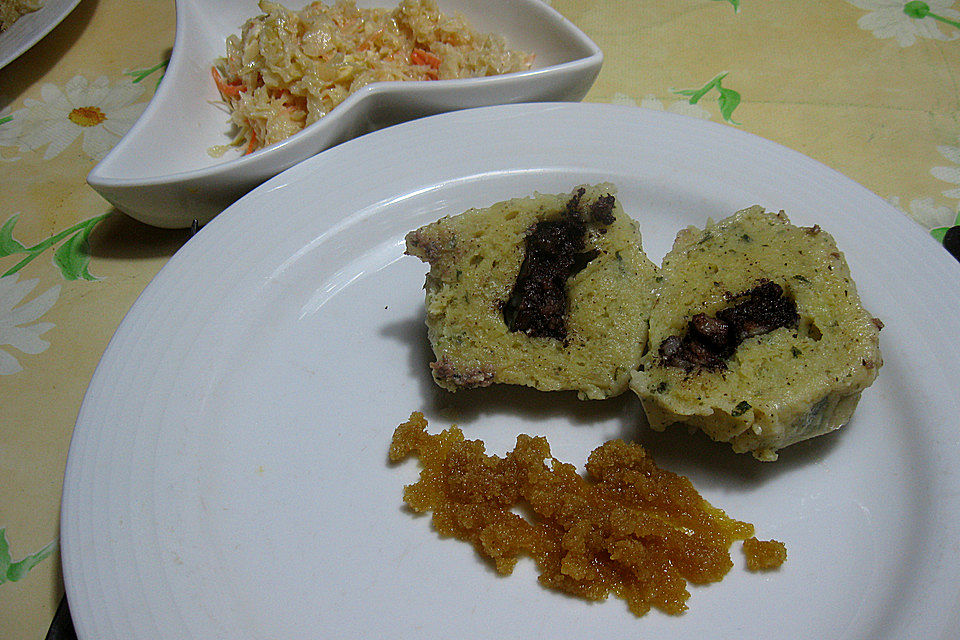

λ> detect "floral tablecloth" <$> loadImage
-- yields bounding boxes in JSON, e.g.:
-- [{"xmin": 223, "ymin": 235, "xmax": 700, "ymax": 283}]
[{"xmin": 1, "ymin": 0, "xmax": 958, "ymax": 637}]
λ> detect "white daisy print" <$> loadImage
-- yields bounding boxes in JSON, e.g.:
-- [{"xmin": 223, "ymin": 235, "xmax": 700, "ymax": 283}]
[
  {"xmin": 846, "ymin": 0, "xmax": 960, "ymax": 47},
  {"xmin": 10, "ymin": 75, "xmax": 147, "ymax": 161},
  {"xmin": 610, "ymin": 92, "xmax": 638, "ymax": 107},
  {"xmin": 0, "ymin": 273, "xmax": 60, "ymax": 375},
  {"xmin": 889, "ymin": 195, "xmax": 958, "ymax": 229},
  {"xmin": 931, "ymin": 139, "xmax": 960, "ymax": 199},
  {"xmin": 0, "ymin": 105, "xmax": 21, "ymax": 162},
  {"xmin": 637, "ymin": 93, "xmax": 713, "ymax": 120}
]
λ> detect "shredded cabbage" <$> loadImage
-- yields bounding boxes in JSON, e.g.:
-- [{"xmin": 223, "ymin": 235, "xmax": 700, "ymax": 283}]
[{"xmin": 212, "ymin": 0, "xmax": 532, "ymax": 154}]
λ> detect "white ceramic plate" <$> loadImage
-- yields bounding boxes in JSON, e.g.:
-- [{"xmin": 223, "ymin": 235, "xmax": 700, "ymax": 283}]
[
  {"xmin": 86, "ymin": 0, "xmax": 602, "ymax": 229},
  {"xmin": 62, "ymin": 103, "xmax": 960, "ymax": 640},
  {"xmin": 0, "ymin": 0, "xmax": 81, "ymax": 70}
]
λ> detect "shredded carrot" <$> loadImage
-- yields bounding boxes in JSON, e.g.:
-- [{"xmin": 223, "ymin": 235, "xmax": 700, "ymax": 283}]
[
  {"xmin": 410, "ymin": 47, "xmax": 441, "ymax": 70},
  {"xmin": 357, "ymin": 27, "xmax": 384, "ymax": 51},
  {"xmin": 243, "ymin": 129, "xmax": 258, "ymax": 155},
  {"xmin": 212, "ymin": 67, "xmax": 245, "ymax": 99}
]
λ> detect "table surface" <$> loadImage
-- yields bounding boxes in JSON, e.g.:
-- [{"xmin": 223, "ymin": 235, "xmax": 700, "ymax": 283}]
[{"xmin": 1, "ymin": 0, "xmax": 959, "ymax": 637}]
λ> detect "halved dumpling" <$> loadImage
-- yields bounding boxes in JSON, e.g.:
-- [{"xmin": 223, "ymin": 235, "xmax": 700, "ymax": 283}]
[
  {"xmin": 630, "ymin": 206, "xmax": 882, "ymax": 460},
  {"xmin": 406, "ymin": 184, "xmax": 659, "ymax": 399}
]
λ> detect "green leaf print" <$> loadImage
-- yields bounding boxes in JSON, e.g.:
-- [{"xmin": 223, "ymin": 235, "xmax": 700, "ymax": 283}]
[
  {"xmin": 1, "ymin": 213, "xmax": 109, "ymax": 281},
  {"xmin": 126, "ymin": 58, "xmax": 170, "ymax": 89},
  {"xmin": 931, "ymin": 210, "xmax": 960, "ymax": 242},
  {"xmin": 0, "ymin": 115, "xmax": 12, "ymax": 126},
  {"xmin": 53, "ymin": 217, "xmax": 101, "ymax": 281},
  {"xmin": 903, "ymin": 1, "xmax": 960, "ymax": 30},
  {"xmin": 712, "ymin": 0, "xmax": 740, "ymax": 11},
  {"xmin": 0, "ymin": 214, "xmax": 26, "ymax": 256},
  {"xmin": 673, "ymin": 72, "xmax": 743, "ymax": 124},
  {"xmin": 717, "ymin": 86, "xmax": 742, "ymax": 124},
  {"xmin": 0, "ymin": 529, "xmax": 55, "ymax": 584}
]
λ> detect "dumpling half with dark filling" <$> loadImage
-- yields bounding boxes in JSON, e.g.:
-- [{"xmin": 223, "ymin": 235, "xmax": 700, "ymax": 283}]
[
  {"xmin": 405, "ymin": 184, "xmax": 659, "ymax": 399},
  {"xmin": 630, "ymin": 206, "xmax": 883, "ymax": 461}
]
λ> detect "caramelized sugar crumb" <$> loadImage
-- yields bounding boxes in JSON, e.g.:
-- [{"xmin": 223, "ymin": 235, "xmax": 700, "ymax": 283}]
[
  {"xmin": 742, "ymin": 537, "xmax": 787, "ymax": 571},
  {"xmin": 390, "ymin": 412, "xmax": 767, "ymax": 617}
]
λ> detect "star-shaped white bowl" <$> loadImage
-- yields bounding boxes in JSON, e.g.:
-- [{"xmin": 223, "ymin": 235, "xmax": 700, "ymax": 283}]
[{"xmin": 87, "ymin": 0, "xmax": 603, "ymax": 228}]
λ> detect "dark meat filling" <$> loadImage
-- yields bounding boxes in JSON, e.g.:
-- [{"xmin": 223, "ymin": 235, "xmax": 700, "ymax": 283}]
[
  {"xmin": 501, "ymin": 219, "xmax": 585, "ymax": 340},
  {"xmin": 567, "ymin": 188, "xmax": 616, "ymax": 226},
  {"xmin": 659, "ymin": 281, "xmax": 799, "ymax": 372},
  {"xmin": 501, "ymin": 189, "xmax": 616, "ymax": 340}
]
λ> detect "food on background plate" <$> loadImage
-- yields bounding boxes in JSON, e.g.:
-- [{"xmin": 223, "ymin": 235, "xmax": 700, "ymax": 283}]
[
  {"xmin": 405, "ymin": 184, "xmax": 659, "ymax": 400},
  {"xmin": 390, "ymin": 412, "xmax": 784, "ymax": 617},
  {"xmin": 630, "ymin": 206, "xmax": 883, "ymax": 461},
  {"xmin": 212, "ymin": 0, "xmax": 532, "ymax": 154},
  {"xmin": 0, "ymin": 0, "xmax": 41, "ymax": 32}
]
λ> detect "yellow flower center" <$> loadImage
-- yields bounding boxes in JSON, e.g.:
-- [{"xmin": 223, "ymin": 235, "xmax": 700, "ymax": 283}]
[{"xmin": 68, "ymin": 106, "xmax": 107, "ymax": 127}]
